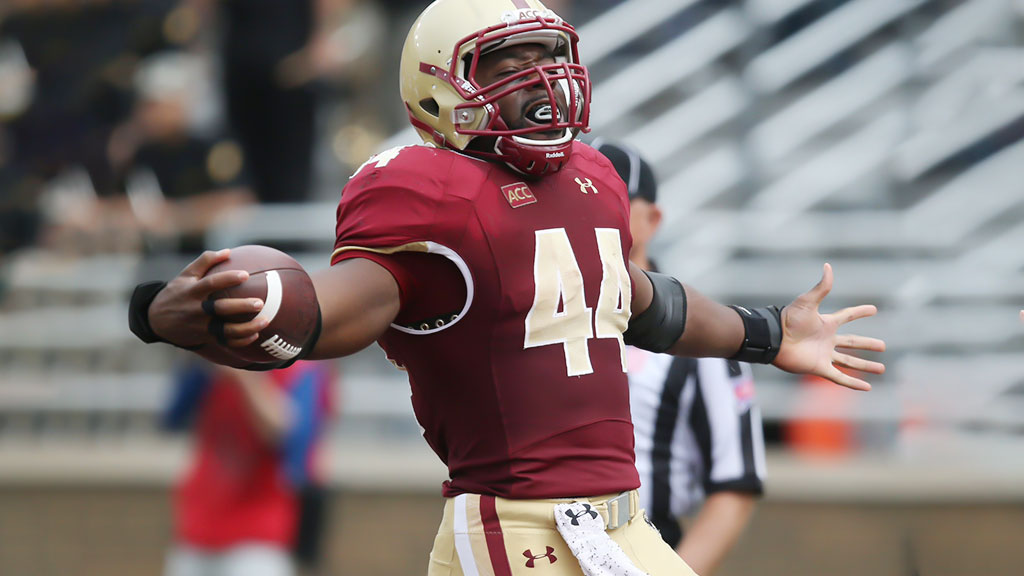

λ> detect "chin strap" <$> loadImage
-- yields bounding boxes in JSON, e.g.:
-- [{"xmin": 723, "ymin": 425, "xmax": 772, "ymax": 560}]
[{"xmin": 493, "ymin": 133, "xmax": 572, "ymax": 176}]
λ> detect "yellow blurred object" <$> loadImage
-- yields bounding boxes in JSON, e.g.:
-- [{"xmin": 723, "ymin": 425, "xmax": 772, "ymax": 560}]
[{"xmin": 207, "ymin": 140, "xmax": 245, "ymax": 184}]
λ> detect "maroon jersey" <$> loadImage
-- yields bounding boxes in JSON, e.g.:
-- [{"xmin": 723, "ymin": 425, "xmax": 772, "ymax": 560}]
[{"xmin": 332, "ymin": 142, "xmax": 639, "ymax": 499}]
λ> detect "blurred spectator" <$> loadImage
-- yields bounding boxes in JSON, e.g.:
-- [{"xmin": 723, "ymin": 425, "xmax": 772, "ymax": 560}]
[
  {"xmin": 162, "ymin": 359, "xmax": 336, "ymax": 576},
  {"xmin": 595, "ymin": 141, "xmax": 766, "ymax": 576},
  {"xmin": 0, "ymin": 0, "xmax": 182, "ymax": 253},
  {"xmin": 111, "ymin": 50, "xmax": 255, "ymax": 254},
  {"xmin": 178, "ymin": 0, "xmax": 355, "ymax": 204},
  {"xmin": 0, "ymin": 134, "xmax": 39, "ymax": 257},
  {"xmin": 353, "ymin": 0, "xmax": 424, "ymax": 136},
  {"xmin": 0, "ymin": 36, "xmax": 38, "ymax": 257}
]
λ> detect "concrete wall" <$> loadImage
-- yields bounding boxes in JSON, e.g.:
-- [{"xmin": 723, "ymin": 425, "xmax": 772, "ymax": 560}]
[{"xmin": 2, "ymin": 486, "xmax": 1022, "ymax": 576}]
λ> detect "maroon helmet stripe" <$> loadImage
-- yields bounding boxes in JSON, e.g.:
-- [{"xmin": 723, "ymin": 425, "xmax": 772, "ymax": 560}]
[
  {"xmin": 511, "ymin": 0, "xmax": 530, "ymax": 8},
  {"xmin": 480, "ymin": 496, "xmax": 514, "ymax": 576}
]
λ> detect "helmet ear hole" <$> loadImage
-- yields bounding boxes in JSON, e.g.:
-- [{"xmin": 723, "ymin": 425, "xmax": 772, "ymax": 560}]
[{"xmin": 419, "ymin": 98, "xmax": 440, "ymax": 118}]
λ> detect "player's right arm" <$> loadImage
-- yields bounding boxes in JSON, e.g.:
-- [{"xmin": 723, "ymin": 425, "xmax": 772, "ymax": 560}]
[
  {"xmin": 305, "ymin": 257, "xmax": 401, "ymax": 359},
  {"xmin": 142, "ymin": 248, "xmax": 400, "ymax": 364}
]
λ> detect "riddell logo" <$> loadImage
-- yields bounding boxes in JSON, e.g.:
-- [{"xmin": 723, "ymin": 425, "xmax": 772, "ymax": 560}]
[
  {"xmin": 502, "ymin": 182, "xmax": 537, "ymax": 208},
  {"xmin": 545, "ymin": 152, "xmax": 565, "ymax": 159}
]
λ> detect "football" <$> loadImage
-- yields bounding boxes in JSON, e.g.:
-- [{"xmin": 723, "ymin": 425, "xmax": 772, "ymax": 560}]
[{"xmin": 207, "ymin": 245, "xmax": 319, "ymax": 364}]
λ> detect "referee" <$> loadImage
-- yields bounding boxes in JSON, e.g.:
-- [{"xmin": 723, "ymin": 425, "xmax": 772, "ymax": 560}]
[{"xmin": 594, "ymin": 141, "xmax": 767, "ymax": 576}]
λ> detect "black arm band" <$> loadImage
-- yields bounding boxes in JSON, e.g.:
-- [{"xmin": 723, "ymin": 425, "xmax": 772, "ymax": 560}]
[
  {"xmin": 623, "ymin": 270, "xmax": 687, "ymax": 353},
  {"xmin": 729, "ymin": 305, "xmax": 783, "ymax": 364},
  {"xmin": 248, "ymin": 304, "xmax": 324, "ymax": 372},
  {"xmin": 128, "ymin": 281, "xmax": 169, "ymax": 344}
]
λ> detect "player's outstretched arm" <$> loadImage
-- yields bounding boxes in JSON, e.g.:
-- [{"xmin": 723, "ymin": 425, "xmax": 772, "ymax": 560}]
[
  {"xmin": 627, "ymin": 261, "xmax": 747, "ymax": 359},
  {"xmin": 135, "ymin": 250, "xmax": 401, "ymax": 365},
  {"xmin": 305, "ymin": 258, "xmax": 401, "ymax": 359},
  {"xmin": 627, "ymin": 262, "xmax": 885, "ymax": 391}
]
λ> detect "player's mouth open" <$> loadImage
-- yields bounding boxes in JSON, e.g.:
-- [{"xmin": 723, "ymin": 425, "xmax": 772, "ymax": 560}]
[
  {"xmin": 524, "ymin": 101, "xmax": 555, "ymax": 124},
  {"xmin": 522, "ymin": 99, "xmax": 565, "ymax": 139}
]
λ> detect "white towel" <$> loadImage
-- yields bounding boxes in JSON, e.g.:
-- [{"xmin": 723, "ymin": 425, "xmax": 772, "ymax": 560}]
[{"xmin": 553, "ymin": 502, "xmax": 650, "ymax": 576}]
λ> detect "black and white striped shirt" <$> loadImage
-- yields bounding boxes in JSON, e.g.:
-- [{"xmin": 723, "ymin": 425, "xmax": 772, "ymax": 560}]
[{"xmin": 627, "ymin": 347, "xmax": 766, "ymax": 546}]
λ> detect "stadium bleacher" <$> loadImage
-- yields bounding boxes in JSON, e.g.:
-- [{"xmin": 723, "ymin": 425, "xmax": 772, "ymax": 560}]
[{"xmin": 1, "ymin": 0, "xmax": 1023, "ymax": 492}]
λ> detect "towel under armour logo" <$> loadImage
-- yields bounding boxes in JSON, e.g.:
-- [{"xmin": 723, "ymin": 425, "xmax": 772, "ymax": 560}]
[{"xmin": 564, "ymin": 503, "xmax": 599, "ymax": 526}]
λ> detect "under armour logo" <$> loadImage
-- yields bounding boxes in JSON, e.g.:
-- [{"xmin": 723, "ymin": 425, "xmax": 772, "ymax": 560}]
[
  {"xmin": 564, "ymin": 503, "xmax": 599, "ymax": 526},
  {"xmin": 523, "ymin": 546, "xmax": 557, "ymax": 567},
  {"xmin": 575, "ymin": 177, "xmax": 598, "ymax": 194}
]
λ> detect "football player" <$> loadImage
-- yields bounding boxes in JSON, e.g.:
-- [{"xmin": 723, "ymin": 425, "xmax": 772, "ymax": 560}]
[{"xmin": 129, "ymin": 1, "xmax": 886, "ymax": 575}]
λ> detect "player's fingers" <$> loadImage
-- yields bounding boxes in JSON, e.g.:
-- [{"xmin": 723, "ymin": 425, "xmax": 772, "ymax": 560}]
[
  {"xmin": 221, "ymin": 316, "xmax": 270, "ymax": 343},
  {"xmin": 835, "ymin": 333, "xmax": 886, "ymax": 352},
  {"xmin": 1020, "ymin": 310, "xmax": 1023, "ymax": 322},
  {"xmin": 225, "ymin": 334, "xmax": 261, "ymax": 348},
  {"xmin": 209, "ymin": 298, "xmax": 264, "ymax": 318},
  {"xmin": 832, "ymin": 351, "xmax": 885, "ymax": 375},
  {"xmin": 821, "ymin": 365, "xmax": 872, "ymax": 391},
  {"xmin": 182, "ymin": 249, "xmax": 231, "ymax": 279},
  {"xmin": 191, "ymin": 269, "xmax": 250, "ymax": 297},
  {"xmin": 795, "ymin": 263, "xmax": 833, "ymax": 307},
  {"xmin": 830, "ymin": 304, "xmax": 877, "ymax": 325}
]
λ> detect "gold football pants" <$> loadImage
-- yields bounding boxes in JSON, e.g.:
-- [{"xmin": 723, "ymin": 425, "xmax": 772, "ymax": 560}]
[{"xmin": 427, "ymin": 490, "xmax": 698, "ymax": 576}]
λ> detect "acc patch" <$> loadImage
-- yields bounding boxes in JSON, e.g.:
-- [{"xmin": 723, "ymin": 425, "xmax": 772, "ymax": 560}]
[{"xmin": 502, "ymin": 182, "xmax": 537, "ymax": 208}]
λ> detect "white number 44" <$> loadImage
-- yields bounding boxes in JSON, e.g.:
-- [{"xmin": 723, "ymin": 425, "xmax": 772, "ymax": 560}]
[{"xmin": 524, "ymin": 228, "xmax": 632, "ymax": 377}]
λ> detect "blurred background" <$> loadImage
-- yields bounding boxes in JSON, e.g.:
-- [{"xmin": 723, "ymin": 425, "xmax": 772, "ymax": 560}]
[{"xmin": 1, "ymin": 0, "xmax": 1024, "ymax": 575}]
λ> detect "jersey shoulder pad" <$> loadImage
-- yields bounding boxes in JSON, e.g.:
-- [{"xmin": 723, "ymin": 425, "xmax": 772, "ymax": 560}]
[{"xmin": 335, "ymin": 145, "xmax": 473, "ymax": 253}]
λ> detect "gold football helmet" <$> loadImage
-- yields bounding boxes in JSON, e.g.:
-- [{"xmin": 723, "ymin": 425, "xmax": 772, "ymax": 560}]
[{"xmin": 400, "ymin": 0, "xmax": 591, "ymax": 176}]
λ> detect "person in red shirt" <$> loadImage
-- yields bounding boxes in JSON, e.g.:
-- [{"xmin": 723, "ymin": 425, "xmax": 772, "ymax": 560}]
[
  {"xmin": 161, "ymin": 360, "xmax": 334, "ymax": 576},
  {"xmin": 129, "ymin": 1, "xmax": 886, "ymax": 574}
]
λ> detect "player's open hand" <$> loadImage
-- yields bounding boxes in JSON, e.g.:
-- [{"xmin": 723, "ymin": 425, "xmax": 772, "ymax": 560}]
[
  {"xmin": 148, "ymin": 249, "xmax": 268, "ymax": 349},
  {"xmin": 771, "ymin": 264, "xmax": 886, "ymax": 391}
]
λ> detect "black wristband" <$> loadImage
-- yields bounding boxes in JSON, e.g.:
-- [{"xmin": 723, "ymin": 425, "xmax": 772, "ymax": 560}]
[
  {"xmin": 729, "ymin": 305, "xmax": 783, "ymax": 364},
  {"xmin": 128, "ymin": 280, "xmax": 204, "ymax": 351},
  {"xmin": 128, "ymin": 281, "xmax": 169, "ymax": 344}
]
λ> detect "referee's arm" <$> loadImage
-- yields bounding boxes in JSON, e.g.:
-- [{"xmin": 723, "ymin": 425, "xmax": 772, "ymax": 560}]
[{"xmin": 680, "ymin": 360, "xmax": 765, "ymax": 576}]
